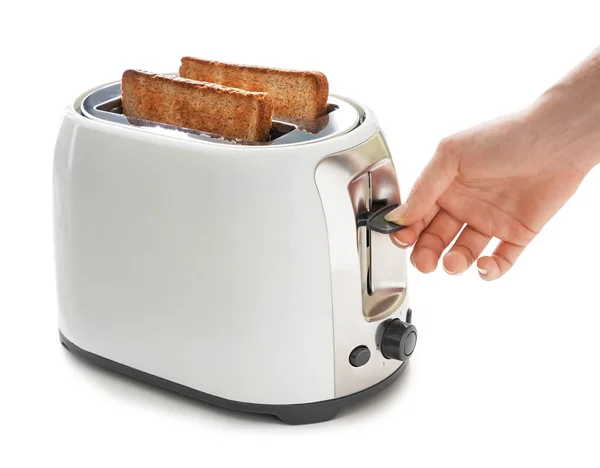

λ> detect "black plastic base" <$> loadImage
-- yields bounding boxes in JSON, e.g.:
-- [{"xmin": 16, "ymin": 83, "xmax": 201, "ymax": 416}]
[{"xmin": 59, "ymin": 331, "xmax": 406, "ymax": 425}]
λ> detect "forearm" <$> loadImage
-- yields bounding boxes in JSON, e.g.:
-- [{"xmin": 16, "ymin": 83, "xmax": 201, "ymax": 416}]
[{"xmin": 529, "ymin": 46, "xmax": 600, "ymax": 174}]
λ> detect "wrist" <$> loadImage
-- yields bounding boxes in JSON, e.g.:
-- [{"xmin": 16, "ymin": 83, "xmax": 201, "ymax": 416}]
[{"xmin": 527, "ymin": 85, "xmax": 600, "ymax": 176}]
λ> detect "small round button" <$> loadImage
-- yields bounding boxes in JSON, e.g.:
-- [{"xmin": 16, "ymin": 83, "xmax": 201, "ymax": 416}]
[{"xmin": 349, "ymin": 346, "xmax": 371, "ymax": 367}]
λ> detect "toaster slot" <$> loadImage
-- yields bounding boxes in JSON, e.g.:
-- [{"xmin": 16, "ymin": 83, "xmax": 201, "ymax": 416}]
[
  {"xmin": 349, "ymin": 173, "xmax": 371, "ymax": 296},
  {"xmin": 269, "ymin": 121, "xmax": 297, "ymax": 141},
  {"xmin": 96, "ymin": 97, "xmax": 123, "ymax": 114},
  {"xmin": 80, "ymin": 82, "xmax": 361, "ymax": 147}
]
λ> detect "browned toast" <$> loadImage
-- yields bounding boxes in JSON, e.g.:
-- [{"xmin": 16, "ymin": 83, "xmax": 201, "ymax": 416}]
[
  {"xmin": 121, "ymin": 70, "xmax": 274, "ymax": 142},
  {"xmin": 179, "ymin": 57, "xmax": 329, "ymax": 120}
]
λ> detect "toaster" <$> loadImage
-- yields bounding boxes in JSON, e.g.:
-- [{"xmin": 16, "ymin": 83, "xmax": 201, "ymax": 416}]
[{"xmin": 53, "ymin": 79, "xmax": 417, "ymax": 424}]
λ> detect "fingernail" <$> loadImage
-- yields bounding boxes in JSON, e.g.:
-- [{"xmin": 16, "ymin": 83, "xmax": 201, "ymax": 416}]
[
  {"xmin": 477, "ymin": 267, "xmax": 488, "ymax": 275},
  {"xmin": 384, "ymin": 203, "xmax": 408, "ymax": 223},
  {"xmin": 443, "ymin": 265, "xmax": 457, "ymax": 275},
  {"xmin": 443, "ymin": 252, "xmax": 466, "ymax": 275},
  {"xmin": 391, "ymin": 236, "xmax": 409, "ymax": 247}
]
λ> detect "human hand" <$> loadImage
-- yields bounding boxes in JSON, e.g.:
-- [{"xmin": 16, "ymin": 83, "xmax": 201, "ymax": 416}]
[{"xmin": 385, "ymin": 47, "xmax": 600, "ymax": 281}]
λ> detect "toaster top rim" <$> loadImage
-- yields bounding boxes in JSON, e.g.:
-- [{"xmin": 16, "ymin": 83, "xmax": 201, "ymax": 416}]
[{"xmin": 78, "ymin": 80, "xmax": 365, "ymax": 148}]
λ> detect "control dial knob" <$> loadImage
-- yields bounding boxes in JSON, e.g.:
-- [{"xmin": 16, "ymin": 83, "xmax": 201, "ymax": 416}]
[{"xmin": 381, "ymin": 319, "xmax": 417, "ymax": 361}]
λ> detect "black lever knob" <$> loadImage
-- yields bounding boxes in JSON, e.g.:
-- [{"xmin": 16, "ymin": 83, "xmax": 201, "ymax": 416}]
[
  {"xmin": 366, "ymin": 203, "xmax": 405, "ymax": 234},
  {"xmin": 380, "ymin": 318, "xmax": 417, "ymax": 361}
]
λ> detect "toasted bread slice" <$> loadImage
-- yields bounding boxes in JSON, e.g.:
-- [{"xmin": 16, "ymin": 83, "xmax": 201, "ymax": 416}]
[
  {"xmin": 179, "ymin": 57, "xmax": 329, "ymax": 120},
  {"xmin": 121, "ymin": 70, "xmax": 274, "ymax": 142}
]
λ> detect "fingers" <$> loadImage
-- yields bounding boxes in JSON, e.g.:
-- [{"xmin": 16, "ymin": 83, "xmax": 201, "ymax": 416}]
[
  {"xmin": 385, "ymin": 138, "xmax": 460, "ymax": 226},
  {"xmin": 442, "ymin": 226, "xmax": 492, "ymax": 275},
  {"xmin": 411, "ymin": 209, "xmax": 464, "ymax": 273},
  {"xmin": 391, "ymin": 204, "xmax": 440, "ymax": 247},
  {"xmin": 476, "ymin": 241, "xmax": 525, "ymax": 281}
]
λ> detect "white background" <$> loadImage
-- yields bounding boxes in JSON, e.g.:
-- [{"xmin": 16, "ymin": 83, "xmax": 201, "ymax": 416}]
[{"xmin": 1, "ymin": 1, "xmax": 599, "ymax": 467}]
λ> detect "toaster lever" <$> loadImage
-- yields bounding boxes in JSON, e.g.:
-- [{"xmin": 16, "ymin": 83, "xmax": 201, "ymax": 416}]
[
  {"xmin": 356, "ymin": 211, "xmax": 370, "ymax": 228},
  {"xmin": 358, "ymin": 203, "xmax": 405, "ymax": 234}
]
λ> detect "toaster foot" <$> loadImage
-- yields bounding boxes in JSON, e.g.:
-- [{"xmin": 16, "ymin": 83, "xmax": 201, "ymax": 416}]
[{"xmin": 59, "ymin": 331, "xmax": 406, "ymax": 425}]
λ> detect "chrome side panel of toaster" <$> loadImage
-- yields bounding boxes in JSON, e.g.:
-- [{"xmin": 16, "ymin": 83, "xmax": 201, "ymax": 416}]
[
  {"xmin": 53, "ymin": 110, "xmax": 338, "ymax": 405},
  {"xmin": 315, "ymin": 131, "xmax": 410, "ymax": 398}
]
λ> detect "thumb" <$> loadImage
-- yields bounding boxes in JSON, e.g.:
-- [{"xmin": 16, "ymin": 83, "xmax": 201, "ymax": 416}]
[{"xmin": 385, "ymin": 139, "xmax": 460, "ymax": 226}]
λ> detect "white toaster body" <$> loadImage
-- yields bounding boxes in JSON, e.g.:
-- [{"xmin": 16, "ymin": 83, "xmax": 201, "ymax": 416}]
[{"xmin": 54, "ymin": 82, "xmax": 415, "ymax": 424}]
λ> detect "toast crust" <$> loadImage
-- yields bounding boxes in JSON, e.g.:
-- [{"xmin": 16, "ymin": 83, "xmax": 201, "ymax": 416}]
[
  {"xmin": 121, "ymin": 70, "xmax": 274, "ymax": 142},
  {"xmin": 179, "ymin": 57, "xmax": 329, "ymax": 120}
]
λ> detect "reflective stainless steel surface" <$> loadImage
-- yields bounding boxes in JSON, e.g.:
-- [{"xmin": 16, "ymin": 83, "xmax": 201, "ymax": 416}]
[
  {"xmin": 364, "ymin": 159, "xmax": 406, "ymax": 322},
  {"xmin": 348, "ymin": 174, "xmax": 370, "ymax": 296},
  {"xmin": 344, "ymin": 146, "xmax": 407, "ymax": 322},
  {"xmin": 315, "ymin": 131, "xmax": 410, "ymax": 398},
  {"xmin": 80, "ymin": 81, "xmax": 361, "ymax": 147}
]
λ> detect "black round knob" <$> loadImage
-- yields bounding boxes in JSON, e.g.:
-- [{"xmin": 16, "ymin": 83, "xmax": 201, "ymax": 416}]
[{"xmin": 381, "ymin": 319, "xmax": 417, "ymax": 361}]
